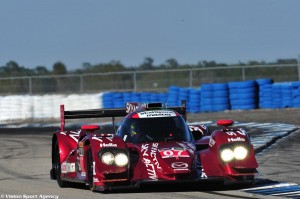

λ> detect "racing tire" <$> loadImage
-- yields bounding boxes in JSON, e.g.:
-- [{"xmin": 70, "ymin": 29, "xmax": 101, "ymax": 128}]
[
  {"xmin": 87, "ymin": 148, "xmax": 96, "ymax": 192},
  {"xmin": 53, "ymin": 140, "xmax": 71, "ymax": 188}
]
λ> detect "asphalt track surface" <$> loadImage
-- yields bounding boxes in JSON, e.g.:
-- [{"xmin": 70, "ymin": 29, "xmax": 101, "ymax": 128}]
[{"xmin": 0, "ymin": 108, "xmax": 300, "ymax": 199}]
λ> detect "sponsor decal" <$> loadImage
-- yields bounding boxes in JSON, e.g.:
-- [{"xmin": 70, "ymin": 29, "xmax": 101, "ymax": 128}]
[
  {"xmin": 68, "ymin": 130, "xmax": 80, "ymax": 142},
  {"xmin": 100, "ymin": 143, "xmax": 117, "ymax": 147},
  {"xmin": 62, "ymin": 162, "xmax": 75, "ymax": 173},
  {"xmin": 228, "ymin": 137, "xmax": 245, "ymax": 142},
  {"xmin": 126, "ymin": 103, "xmax": 142, "ymax": 114},
  {"xmin": 141, "ymin": 143, "xmax": 161, "ymax": 180},
  {"xmin": 78, "ymin": 148, "xmax": 84, "ymax": 156},
  {"xmin": 226, "ymin": 130, "xmax": 246, "ymax": 136},
  {"xmin": 93, "ymin": 161, "xmax": 96, "ymax": 175},
  {"xmin": 189, "ymin": 125, "xmax": 207, "ymax": 133},
  {"xmin": 201, "ymin": 168, "xmax": 207, "ymax": 178},
  {"xmin": 150, "ymin": 143, "xmax": 161, "ymax": 170},
  {"xmin": 141, "ymin": 143, "xmax": 149, "ymax": 157},
  {"xmin": 237, "ymin": 128, "xmax": 246, "ymax": 135},
  {"xmin": 67, "ymin": 163, "xmax": 76, "ymax": 172},
  {"xmin": 159, "ymin": 148, "xmax": 190, "ymax": 159},
  {"xmin": 142, "ymin": 158, "xmax": 157, "ymax": 180},
  {"xmin": 93, "ymin": 177, "xmax": 99, "ymax": 182},
  {"xmin": 171, "ymin": 162, "xmax": 188, "ymax": 169},
  {"xmin": 209, "ymin": 138, "xmax": 215, "ymax": 147},
  {"xmin": 138, "ymin": 110, "xmax": 176, "ymax": 118},
  {"xmin": 61, "ymin": 162, "xmax": 67, "ymax": 173}
]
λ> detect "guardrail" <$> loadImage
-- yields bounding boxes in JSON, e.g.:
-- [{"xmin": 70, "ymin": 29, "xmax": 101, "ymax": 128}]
[{"xmin": 0, "ymin": 64, "xmax": 299, "ymax": 95}]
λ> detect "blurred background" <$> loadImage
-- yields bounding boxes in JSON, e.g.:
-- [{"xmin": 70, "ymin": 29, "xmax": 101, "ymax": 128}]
[{"xmin": 1, "ymin": 0, "xmax": 300, "ymax": 123}]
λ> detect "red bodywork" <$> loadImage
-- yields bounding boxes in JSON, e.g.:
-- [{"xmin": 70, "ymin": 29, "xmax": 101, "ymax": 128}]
[{"xmin": 50, "ymin": 102, "xmax": 258, "ymax": 191}]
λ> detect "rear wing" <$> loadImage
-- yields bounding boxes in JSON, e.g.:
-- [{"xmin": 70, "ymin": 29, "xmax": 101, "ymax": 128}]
[{"xmin": 60, "ymin": 100, "xmax": 187, "ymax": 131}]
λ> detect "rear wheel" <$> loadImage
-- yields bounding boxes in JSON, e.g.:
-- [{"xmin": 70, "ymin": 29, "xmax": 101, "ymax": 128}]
[
  {"xmin": 53, "ymin": 140, "xmax": 70, "ymax": 187},
  {"xmin": 87, "ymin": 149, "xmax": 96, "ymax": 191}
]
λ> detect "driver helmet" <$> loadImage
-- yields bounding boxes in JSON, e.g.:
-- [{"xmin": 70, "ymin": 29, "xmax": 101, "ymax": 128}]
[{"xmin": 130, "ymin": 121, "xmax": 141, "ymax": 141}]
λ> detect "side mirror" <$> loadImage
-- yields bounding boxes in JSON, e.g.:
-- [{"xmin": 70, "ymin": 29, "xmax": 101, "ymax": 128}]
[
  {"xmin": 216, "ymin": 119, "xmax": 234, "ymax": 130},
  {"xmin": 81, "ymin": 125, "xmax": 100, "ymax": 132}
]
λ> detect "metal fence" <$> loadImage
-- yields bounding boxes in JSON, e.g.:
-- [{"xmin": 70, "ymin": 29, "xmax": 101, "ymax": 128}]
[{"xmin": 0, "ymin": 64, "xmax": 299, "ymax": 95}]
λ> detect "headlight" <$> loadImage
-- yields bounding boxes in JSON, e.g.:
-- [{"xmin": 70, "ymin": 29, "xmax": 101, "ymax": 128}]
[
  {"xmin": 233, "ymin": 146, "xmax": 248, "ymax": 160},
  {"xmin": 114, "ymin": 153, "xmax": 129, "ymax": 167},
  {"xmin": 101, "ymin": 152, "xmax": 114, "ymax": 165},
  {"xmin": 220, "ymin": 148, "xmax": 234, "ymax": 162}
]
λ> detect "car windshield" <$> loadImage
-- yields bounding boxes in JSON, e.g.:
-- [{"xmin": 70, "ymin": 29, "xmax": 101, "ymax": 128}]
[{"xmin": 117, "ymin": 115, "xmax": 192, "ymax": 143}]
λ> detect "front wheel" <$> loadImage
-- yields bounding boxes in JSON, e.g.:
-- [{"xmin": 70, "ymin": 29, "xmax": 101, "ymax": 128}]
[
  {"xmin": 87, "ymin": 149, "xmax": 96, "ymax": 191},
  {"xmin": 53, "ymin": 140, "xmax": 71, "ymax": 187}
]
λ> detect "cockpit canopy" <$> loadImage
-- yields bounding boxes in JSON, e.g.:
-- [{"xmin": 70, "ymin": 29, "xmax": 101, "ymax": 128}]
[{"xmin": 117, "ymin": 110, "xmax": 192, "ymax": 143}]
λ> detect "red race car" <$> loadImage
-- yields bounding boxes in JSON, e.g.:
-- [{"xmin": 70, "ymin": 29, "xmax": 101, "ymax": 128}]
[{"xmin": 50, "ymin": 101, "xmax": 258, "ymax": 192}]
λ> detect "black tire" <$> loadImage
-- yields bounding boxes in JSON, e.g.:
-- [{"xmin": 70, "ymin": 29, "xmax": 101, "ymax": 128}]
[
  {"xmin": 53, "ymin": 140, "xmax": 71, "ymax": 187},
  {"xmin": 87, "ymin": 148, "xmax": 96, "ymax": 191}
]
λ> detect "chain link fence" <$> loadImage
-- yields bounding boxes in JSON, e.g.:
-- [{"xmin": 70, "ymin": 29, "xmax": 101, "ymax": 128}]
[{"xmin": 0, "ymin": 64, "xmax": 299, "ymax": 95}]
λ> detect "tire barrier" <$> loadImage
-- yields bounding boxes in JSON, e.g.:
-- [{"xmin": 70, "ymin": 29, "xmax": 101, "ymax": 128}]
[
  {"xmin": 292, "ymin": 81, "xmax": 300, "ymax": 107},
  {"xmin": 271, "ymin": 83, "xmax": 282, "ymax": 108},
  {"xmin": 199, "ymin": 83, "xmax": 230, "ymax": 112},
  {"xmin": 3, "ymin": 78, "xmax": 300, "ymax": 122},
  {"xmin": 178, "ymin": 88, "xmax": 190, "ymax": 112},
  {"xmin": 189, "ymin": 89, "xmax": 201, "ymax": 113},
  {"xmin": 228, "ymin": 80, "xmax": 258, "ymax": 110},
  {"xmin": 256, "ymin": 78, "xmax": 273, "ymax": 109},
  {"xmin": 280, "ymin": 83, "xmax": 293, "ymax": 108},
  {"xmin": 0, "ymin": 94, "xmax": 102, "ymax": 122},
  {"xmin": 101, "ymin": 81, "xmax": 300, "ymax": 112},
  {"xmin": 167, "ymin": 86, "xmax": 180, "ymax": 107},
  {"xmin": 200, "ymin": 84, "xmax": 213, "ymax": 112},
  {"xmin": 102, "ymin": 91, "xmax": 168, "ymax": 108},
  {"xmin": 212, "ymin": 83, "xmax": 230, "ymax": 112}
]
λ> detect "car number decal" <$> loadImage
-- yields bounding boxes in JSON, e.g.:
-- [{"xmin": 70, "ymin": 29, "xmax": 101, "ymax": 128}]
[{"xmin": 159, "ymin": 149, "xmax": 190, "ymax": 159}]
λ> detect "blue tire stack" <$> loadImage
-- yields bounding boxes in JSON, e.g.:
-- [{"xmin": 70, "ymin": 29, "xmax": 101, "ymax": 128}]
[
  {"xmin": 140, "ymin": 92, "xmax": 151, "ymax": 102},
  {"xmin": 292, "ymin": 82, "xmax": 300, "ymax": 107},
  {"xmin": 280, "ymin": 83, "xmax": 293, "ymax": 108},
  {"xmin": 271, "ymin": 84, "xmax": 282, "ymax": 108},
  {"xmin": 189, "ymin": 89, "xmax": 201, "ymax": 113},
  {"xmin": 123, "ymin": 92, "xmax": 132, "ymax": 103},
  {"xmin": 159, "ymin": 93, "xmax": 168, "ymax": 104},
  {"xmin": 149, "ymin": 93, "xmax": 160, "ymax": 102},
  {"xmin": 131, "ymin": 92, "xmax": 141, "ymax": 103},
  {"xmin": 167, "ymin": 86, "xmax": 180, "ymax": 106},
  {"xmin": 212, "ymin": 83, "xmax": 230, "ymax": 112},
  {"xmin": 228, "ymin": 80, "xmax": 258, "ymax": 110},
  {"xmin": 256, "ymin": 78, "xmax": 273, "ymax": 109},
  {"xmin": 113, "ymin": 92, "xmax": 124, "ymax": 108},
  {"xmin": 178, "ymin": 87, "xmax": 190, "ymax": 112},
  {"xmin": 200, "ymin": 84, "xmax": 213, "ymax": 112},
  {"xmin": 102, "ymin": 92, "xmax": 114, "ymax": 108}
]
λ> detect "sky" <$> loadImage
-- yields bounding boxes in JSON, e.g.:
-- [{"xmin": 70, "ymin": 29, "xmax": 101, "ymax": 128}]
[{"xmin": 1, "ymin": 0, "xmax": 300, "ymax": 70}]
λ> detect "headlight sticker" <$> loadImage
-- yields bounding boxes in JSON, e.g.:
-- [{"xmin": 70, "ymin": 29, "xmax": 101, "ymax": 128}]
[{"xmin": 219, "ymin": 143, "xmax": 250, "ymax": 162}]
